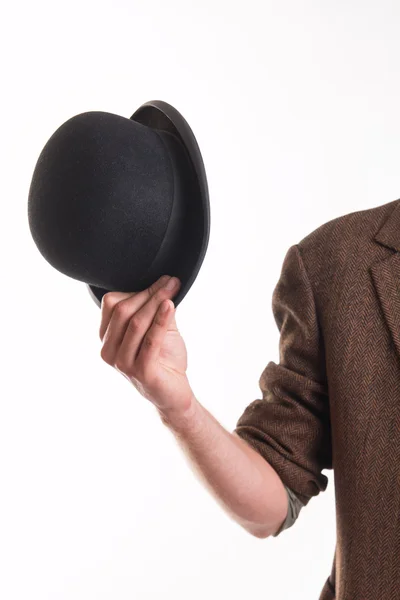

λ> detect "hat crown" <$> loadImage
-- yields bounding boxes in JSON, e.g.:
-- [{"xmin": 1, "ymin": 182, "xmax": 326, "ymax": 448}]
[{"xmin": 28, "ymin": 111, "xmax": 175, "ymax": 290}]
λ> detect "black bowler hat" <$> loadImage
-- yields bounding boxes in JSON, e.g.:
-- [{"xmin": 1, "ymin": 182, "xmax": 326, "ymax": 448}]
[{"xmin": 27, "ymin": 100, "xmax": 210, "ymax": 308}]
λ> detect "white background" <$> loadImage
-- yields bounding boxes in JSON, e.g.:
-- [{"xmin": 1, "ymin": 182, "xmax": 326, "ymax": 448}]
[{"xmin": 1, "ymin": 1, "xmax": 400, "ymax": 598}]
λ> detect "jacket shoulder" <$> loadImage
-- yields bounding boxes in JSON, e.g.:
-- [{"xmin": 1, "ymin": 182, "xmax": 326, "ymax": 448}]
[
  {"xmin": 296, "ymin": 198, "xmax": 399, "ymax": 279},
  {"xmin": 299, "ymin": 198, "xmax": 399, "ymax": 254}
]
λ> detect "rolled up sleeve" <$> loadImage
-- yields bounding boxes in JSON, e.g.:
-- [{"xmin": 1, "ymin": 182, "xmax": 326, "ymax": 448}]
[{"xmin": 234, "ymin": 243, "xmax": 332, "ymax": 509}]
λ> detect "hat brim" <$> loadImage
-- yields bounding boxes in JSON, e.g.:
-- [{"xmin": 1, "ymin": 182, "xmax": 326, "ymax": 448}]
[{"xmin": 87, "ymin": 100, "xmax": 210, "ymax": 309}]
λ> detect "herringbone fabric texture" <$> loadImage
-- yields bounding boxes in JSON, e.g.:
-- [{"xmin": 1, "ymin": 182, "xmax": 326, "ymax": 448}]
[{"xmin": 234, "ymin": 197, "xmax": 400, "ymax": 599}]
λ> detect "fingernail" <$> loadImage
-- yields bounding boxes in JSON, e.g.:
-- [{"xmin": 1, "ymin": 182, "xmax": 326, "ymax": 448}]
[
  {"xmin": 159, "ymin": 275, "xmax": 170, "ymax": 285},
  {"xmin": 165, "ymin": 277, "xmax": 178, "ymax": 290}
]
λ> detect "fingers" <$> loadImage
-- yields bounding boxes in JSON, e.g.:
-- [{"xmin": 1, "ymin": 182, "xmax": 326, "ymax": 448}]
[
  {"xmin": 116, "ymin": 298, "xmax": 174, "ymax": 378},
  {"xmin": 100, "ymin": 275, "xmax": 181, "ymax": 368},
  {"xmin": 136, "ymin": 299, "xmax": 174, "ymax": 374},
  {"xmin": 99, "ymin": 291, "xmax": 136, "ymax": 342},
  {"xmin": 99, "ymin": 275, "xmax": 170, "ymax": 342},
  {"xmin": 114, "ymin": 278, "xmax": 181, "ymax": 373}
]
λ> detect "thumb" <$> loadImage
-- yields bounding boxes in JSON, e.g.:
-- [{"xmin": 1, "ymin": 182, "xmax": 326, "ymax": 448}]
[{"xmin": 167, "ymin": 302, "xmax": 179, "ymax": 331}]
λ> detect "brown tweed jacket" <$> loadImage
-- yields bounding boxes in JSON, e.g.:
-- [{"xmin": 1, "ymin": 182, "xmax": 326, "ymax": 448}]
[{"xmin": 234, "ymin": 197, "xmax": 400, "ymax": 599}]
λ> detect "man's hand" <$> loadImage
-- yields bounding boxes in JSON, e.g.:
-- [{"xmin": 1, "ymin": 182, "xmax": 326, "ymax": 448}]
[{"xmin": 99, "ymin": 275, "xmax": 195, "ymax": 417}]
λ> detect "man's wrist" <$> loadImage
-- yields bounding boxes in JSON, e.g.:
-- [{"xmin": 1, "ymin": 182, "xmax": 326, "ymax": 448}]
[{"xmin": 157, "ymin": 392, "xmax": 199, "ymax": 433}]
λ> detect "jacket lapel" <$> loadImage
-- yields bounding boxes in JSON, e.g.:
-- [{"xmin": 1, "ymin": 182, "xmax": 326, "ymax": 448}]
[{"xmin": 371, "ymin": 199, "xmax": 400, "ymax": 362}]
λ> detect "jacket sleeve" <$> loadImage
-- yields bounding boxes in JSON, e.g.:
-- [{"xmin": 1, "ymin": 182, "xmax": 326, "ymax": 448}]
[{"xmin": 234, "ymin": 243, "xmax": 332, "ymax": 511}]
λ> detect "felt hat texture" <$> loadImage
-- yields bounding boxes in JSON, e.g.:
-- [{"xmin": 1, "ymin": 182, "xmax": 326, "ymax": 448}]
[{"xmin": 27, "ymin": 100, "xmax": 210, "ymax": 308}]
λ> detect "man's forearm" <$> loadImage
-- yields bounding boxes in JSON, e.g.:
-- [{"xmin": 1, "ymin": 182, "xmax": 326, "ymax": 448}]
[{"xmin": 157, "ymin": 395, "xmax": 288, "ymax": 538}]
